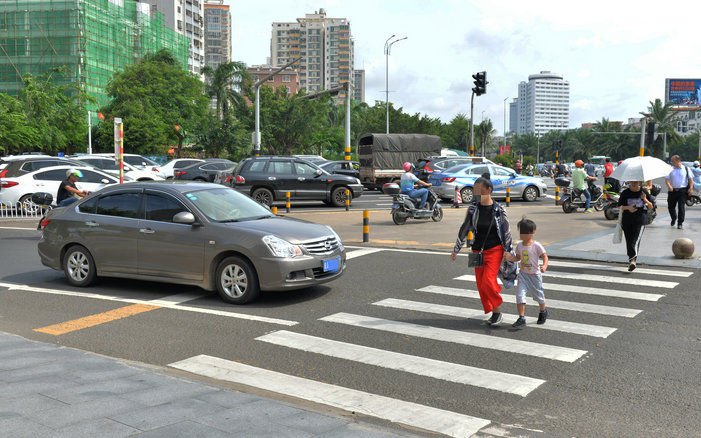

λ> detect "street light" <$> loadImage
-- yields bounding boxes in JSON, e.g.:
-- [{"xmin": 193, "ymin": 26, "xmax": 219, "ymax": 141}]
[
  {"xmin": 503, "ymin": 97, "xmax": 508, "ymax": 153},
  {"xmin": 384, "ymin": 35, "xmax": 406, "ymax": 134},
  {"xmin": 481, "ymin": 110, "xmax": 485, "ymax": 121}
]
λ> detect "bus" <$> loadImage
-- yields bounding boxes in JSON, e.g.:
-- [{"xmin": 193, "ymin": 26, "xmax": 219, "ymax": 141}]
[{"xmin": 590, "ymin": 156, "xmax": 610, "ymax": 166}]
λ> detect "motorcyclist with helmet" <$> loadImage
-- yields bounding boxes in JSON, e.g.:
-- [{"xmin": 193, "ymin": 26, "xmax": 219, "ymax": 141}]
[
  {"xmin": 401, "ymin": 162, "xmax": 431, "ymax": 209},
  {"xmin": 57, "ymin": 168, "xmax": 89, "ymax": 207},
  {"xmin": 572, "ymin": 160, "xmax": 597, "ymax": 213}
]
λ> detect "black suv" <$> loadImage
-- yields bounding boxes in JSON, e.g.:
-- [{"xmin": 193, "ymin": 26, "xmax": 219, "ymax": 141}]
[{"xmin": 232, "ymin": 156, "xmax": 363, "ymax": 207}]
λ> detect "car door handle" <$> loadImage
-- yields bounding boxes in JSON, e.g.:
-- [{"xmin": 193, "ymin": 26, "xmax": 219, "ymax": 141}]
[
  {"xmin": 85, "ymin": 221, "xmax": 99, "ymax": 227},
  {"xmin": 268, "ymin": 177, "xmax": 276, "ymax": 181},
  {"xmin": 139, "ymin": 228, "xmax": 155, "ymax": 234},
  {"xmin": 297, "ymin": 177, "xmax": 305, "ymax": 181}
]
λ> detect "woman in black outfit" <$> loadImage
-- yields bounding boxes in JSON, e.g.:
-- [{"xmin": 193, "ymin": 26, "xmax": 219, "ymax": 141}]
[{"xmin": 618, "ymin": 180, "xmax": 653, "ymax": 271}]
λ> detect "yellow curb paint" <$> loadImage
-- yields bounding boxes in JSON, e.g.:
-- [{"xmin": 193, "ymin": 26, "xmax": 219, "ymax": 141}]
[
  {"xmin": 431, "ymin": 242, "xmax": 455, "ymax": 247},
  {"xmin": 34, "ymin": 303, "xmax": 161, "ymax": 336}
]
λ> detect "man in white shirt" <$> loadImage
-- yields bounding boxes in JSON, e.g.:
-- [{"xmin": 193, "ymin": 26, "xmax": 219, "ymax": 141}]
[{"xmin": 665, "ymin": 155, "xmax": 694, "ymax": 229}]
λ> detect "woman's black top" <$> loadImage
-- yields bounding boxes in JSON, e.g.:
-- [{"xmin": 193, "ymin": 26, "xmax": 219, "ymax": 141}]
[
  {"xmin": 472, "ymin": 204, "xmax": 501, "ymax": 251},
  {"xmin": 618, "ymin": 188, "xmax": 650, "ymax": 226}
]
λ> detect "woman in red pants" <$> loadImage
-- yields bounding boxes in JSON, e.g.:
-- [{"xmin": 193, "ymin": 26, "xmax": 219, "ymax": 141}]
[{"xmin": 451, "ymin": 174, "xmax": 514, "ymax": 326}]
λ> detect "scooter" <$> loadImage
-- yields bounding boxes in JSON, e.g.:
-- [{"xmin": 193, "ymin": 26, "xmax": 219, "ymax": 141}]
[
  {"xmin": 602, "ymin": 183, "xmax": 620, "ymax": 221},
  {"xmin": 556, "ymin": 178, "xmax": 605, "ymax": 213},
  {"xmin": 685, "ymin": 188, "xmax": 701, "ymax": 207},
  {"xmin": 383, "ymin": 183, "xmax": 443, "ymax": 225}
]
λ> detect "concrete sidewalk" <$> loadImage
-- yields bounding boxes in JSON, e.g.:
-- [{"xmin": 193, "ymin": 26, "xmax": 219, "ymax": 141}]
[{"xmin": 0, "ymin": 332, "xmax": 423, "ymax": 438}]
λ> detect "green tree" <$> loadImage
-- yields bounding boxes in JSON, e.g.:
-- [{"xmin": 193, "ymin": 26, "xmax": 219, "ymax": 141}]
[
  {"xmin": 642, "ymin": 98, "xmax": 682, "ymax": 158},
  {"xmin": 0, "ymin": 93, "xmax": 38, "ymax": 154},
  {"xmin": 202, "ymin": 61, "xmax": 249, "ymax": 120},
  {"xmin": 475, "ymin": 119, "xmax": 496, "ymax": 156},
  {"xmin": 440, "ymin": 113, "xmax": 470, "ymax": 152},
  {"xmin": 93, "ymin": 49, "xmax": 209, "ymax": 155}
]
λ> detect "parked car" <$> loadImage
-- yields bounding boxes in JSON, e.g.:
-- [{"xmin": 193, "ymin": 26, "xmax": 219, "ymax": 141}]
[
  {"xmin": 37, "ymin": 182, "xmax": 346, "ymax": 304},
  {"xmin": 72, "ymin": 155, "xmax": 164, "ymax": 181},
  {"xmin": 292, "ymin": 155, "xmax": 328, "ymax": 165},
  {"xmin": 416, "ymin": 156, "xmax": 495, "ymax": 181},
  {"xmin": 232, "ymin": 156, "xmax": 363, "ymax": 207},
  {"xmin": 428, "ymin": 163, "xmax": 548, "ymax": 203},
  {"xmin": 174, "ymin": 159, "xmax": 237, "ymax": 182},
  {"xmin": 154, "ymin": 158, "xmax": 205, "ymax": 179},
  {"xmin": 318, "ymin": 160, "xmax": 360, "ymax": 179},
  {"xmin": 0, "ymin": 165, "xmax": 119, "ymax": 209},
  {"xmin": 0, "ymin": 155, "xmax": 97, "ymax": 178},
  {"xmin": 91, "ymin": 153, "xmax": 161, "ymax": 172}
]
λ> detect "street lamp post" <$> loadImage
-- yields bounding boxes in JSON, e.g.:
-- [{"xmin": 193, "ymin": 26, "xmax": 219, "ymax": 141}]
[
  {"xmin": 503, "ymin": 97, "xmax": 508, "ymax": 154},
  {"xmin": 481, "ymin": 110, "xmax": 485, "ymax": 121},
  {"xmin": 536, "ymin": 134, "xmax": 540, "ymax": 165},
  {"xmin": 384, "ymin": 35, "xmax": 406, "ymax": 134}
]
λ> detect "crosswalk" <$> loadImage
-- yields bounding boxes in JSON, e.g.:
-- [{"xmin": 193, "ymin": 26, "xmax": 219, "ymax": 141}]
[{"xmin": 169, "ymin": 247, "xmax": 693, "ymax": 437}]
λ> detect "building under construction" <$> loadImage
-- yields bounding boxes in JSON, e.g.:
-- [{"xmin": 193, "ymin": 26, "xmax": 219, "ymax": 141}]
[{"xmin": 0, "ymin": 0, "xmax": 189, "ymax": 112}]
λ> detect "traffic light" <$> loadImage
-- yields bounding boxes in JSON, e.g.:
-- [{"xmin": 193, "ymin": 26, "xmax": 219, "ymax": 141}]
[
  {"xmin": 472, "ymin": 71, "xmax": 487, "ymax": 96},
  {"xmin": 552, "ymin": 139, "xmax": 562, "ymax": 152},
  {"xmin": 645, "ymin": 121, "xmax": 656, "ymax": 146}
]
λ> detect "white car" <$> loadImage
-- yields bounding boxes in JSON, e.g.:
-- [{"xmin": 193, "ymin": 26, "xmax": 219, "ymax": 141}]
[
  {"xmin": 0, "ymin": 165, "xmax": 120, "ymax": 209},
  {"xmin": 90, "ymin": 153, "xmax": 162, "ymax": 176},
  {"xmin": 73, "ymin": 156, "xmax": 164, "ymax": 181},
  {"xmin": 154, "ymin": 158, "xmax": 205, "ymax": 179}
]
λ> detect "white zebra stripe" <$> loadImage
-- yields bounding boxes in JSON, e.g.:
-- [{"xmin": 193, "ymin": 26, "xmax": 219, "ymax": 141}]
[
  {"xmin": 374, "ymin": 298, "xmax": 616, "ymax": 338},
  {"xmin": 169, "ymin": 354, "xmax": 491, "ymax": 438},
  {"xmin": 256, "ymin": 330, "xmax": 545, "ymax": 396},
  {"xmin": 345, "ymin": 248, "xmax": 384, "ymax": 259},
  {"xmin": 423, "ymin": 284, "xmax": 642, "ymax": 317},
  {"xmin": 547, "ymin": 260, "xmax": 692, "ymax": 278},
  {"xmin": 319, "ymin": 313, "xmax": 587, "ymax": 363}
]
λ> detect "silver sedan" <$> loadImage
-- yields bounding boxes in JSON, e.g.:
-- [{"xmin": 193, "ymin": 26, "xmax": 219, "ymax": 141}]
[{"xmin": 38, "ymin": 182, "xmax": 345, "ymax": 304}]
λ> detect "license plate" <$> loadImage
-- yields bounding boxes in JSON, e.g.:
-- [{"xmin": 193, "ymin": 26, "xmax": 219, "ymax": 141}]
[{"xmin": 323, "ymin": 257, "xmax": 340, "ymax": 273}]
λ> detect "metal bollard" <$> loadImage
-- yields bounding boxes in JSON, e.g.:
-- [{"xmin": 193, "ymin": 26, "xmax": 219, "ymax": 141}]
[
  {"xmin": 271, "ymin": 206, "xmax": 278, "ymax": 215},
  {"xmin": 506, "ymin": 186, "xmax": 511, "ymax": 207},
  {"xmin": 345, "ymin": 189, "xmax": 350, "ymax": 211},
  {"xmin": 286, "ymin": 191, "xmax": 291, "ymax": 213},
  {"xmin": 362, "ymin": 210, "xmax": 369, "ymax": 243}
]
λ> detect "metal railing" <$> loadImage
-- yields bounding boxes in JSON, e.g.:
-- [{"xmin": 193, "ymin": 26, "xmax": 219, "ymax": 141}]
[{"xmin": 0, "ymin": 201, "xmax": 52, "ymax": 219}]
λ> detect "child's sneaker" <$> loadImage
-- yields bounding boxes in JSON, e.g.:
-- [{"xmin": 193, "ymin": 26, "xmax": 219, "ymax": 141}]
[
  {"xmin": 512, "ymin": 316, "xmax": 526, "ymax": 329},
  {"xmin": 537, "ymin": 309, "xmax": 548, "ymax": 325},
  {"xmin": 487, "ymin": 312, "xmax": 502, "ymax": 326}
]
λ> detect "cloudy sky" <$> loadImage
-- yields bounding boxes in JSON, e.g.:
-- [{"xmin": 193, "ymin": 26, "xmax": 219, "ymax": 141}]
[{"xmin": 225, "ymin": 0, "xmax": 701, "ymax": 135}]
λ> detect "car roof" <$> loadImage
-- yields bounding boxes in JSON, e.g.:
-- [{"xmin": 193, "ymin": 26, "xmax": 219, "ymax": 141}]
[
  {"xmin": 1, "ymin": 155, "xmax": 69, "ymax": 161},
  {"xmin": 96, "ymin": 180, "xmax": 217, "ymax": 194}
]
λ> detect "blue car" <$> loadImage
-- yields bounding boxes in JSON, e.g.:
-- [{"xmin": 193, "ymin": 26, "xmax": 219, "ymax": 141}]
[{"xmin": 428, "ymin": 163, "xmax": 548, "ymax": 203}]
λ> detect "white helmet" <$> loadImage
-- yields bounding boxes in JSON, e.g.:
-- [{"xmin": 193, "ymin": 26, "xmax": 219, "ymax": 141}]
[
  {"xmin": 694, "ymin": 161, "xmax": 700, "ymax": 168},
  {"xmin": 66, "ymin": 168, "xmax": 83, "ymax": 178}
]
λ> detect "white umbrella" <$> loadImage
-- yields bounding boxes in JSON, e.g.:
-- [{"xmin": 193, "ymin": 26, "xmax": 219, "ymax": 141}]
[{"xmin": 609, "ymin": 156, "xmax": 673, "ymax": 182}]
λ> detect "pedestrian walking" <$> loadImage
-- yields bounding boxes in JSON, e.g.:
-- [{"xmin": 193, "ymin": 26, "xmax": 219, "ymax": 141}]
[
  {"xmin": 665, "ymin": 155, "xmax": 694, "ymax": 229},
  {"xmin": 451, "ymin": 174, "xmax": 514, "ymax": 326},
  {"xmin": 603, "ymin": 158, "xmax": 614, "ymax": 187},
  {"xmin": 504, "ymin": 217, "xmax": 548, "ymax": 329},
  {"xmin": 618, "ymin": 181, "xmax": 654, "ymax": 271}
]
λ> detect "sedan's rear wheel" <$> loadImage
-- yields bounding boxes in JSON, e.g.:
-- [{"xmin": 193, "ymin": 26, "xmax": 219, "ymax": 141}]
[
  {"xmin": 216, "ymin": 256, "xmax": 260, "ymax": 304},
  {"xmin": 252, "ymin": 188, "xmax": 274, "ymax": 206},
  {"xmin": 63, "ymin": 245, "xmax": 97, "ymax": 287},
  {"xmin": 19, "ymin": 194, "xmax": 40, "ymax": 214},
  {"xmin": 460, "ymin": 186, "xmax": 473, "ymax": 203}
]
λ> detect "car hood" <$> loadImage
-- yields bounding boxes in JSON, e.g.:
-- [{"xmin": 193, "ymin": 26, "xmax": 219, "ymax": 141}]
[{"xmin": 220, "ymin": 216, "xmax": 336, "ymax": 243}]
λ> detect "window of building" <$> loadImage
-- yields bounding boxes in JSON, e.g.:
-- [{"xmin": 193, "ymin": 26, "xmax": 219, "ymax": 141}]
[{"xmin": 282, "ymin": 75, "xmax": 290, "ymax": 82}]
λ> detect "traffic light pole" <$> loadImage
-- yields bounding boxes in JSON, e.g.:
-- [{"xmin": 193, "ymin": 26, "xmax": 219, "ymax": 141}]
[{"xmin": 469, "ymin": 91, "xmax": 475, "ymax": 156}]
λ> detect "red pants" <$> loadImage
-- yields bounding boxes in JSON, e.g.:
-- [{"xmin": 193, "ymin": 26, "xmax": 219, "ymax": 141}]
[{"xmin": 473, "ymin": 245, "xmax": 503, "ymax": 313}]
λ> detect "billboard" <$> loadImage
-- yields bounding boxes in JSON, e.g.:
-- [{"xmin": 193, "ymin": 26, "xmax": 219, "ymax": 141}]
[{"xmin": 666, "ymin": 78, "xmax": 701, "ymax": 109}]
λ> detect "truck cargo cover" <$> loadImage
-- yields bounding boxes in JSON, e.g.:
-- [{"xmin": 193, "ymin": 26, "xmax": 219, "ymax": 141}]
[{"xmin": 358, "ymin": 134, "xmax": 442, "ymax": 169}]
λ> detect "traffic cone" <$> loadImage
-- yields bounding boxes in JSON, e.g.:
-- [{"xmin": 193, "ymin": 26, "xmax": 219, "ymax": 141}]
[{"xmin": 453, "ymin": 186, "xmax": 462, "ymax": 208}]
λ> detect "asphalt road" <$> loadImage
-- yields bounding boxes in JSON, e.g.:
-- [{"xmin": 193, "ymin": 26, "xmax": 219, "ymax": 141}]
[{"xmin": 0, "ymin": 223, "xmax": 699, "ymax": 437}]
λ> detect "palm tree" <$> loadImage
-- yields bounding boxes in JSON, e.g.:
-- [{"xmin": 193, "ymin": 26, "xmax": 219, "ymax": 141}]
[
  {"xmin": 202, "ymin": 61, "xmax": 248, "ymax": 120},
  {"xmin": 475, "ymin": 119, "xmax": 496, "ymax": 156},
  {"xmin": 641, "ymin": 98, "xmax": 681, "ymax": 156}
]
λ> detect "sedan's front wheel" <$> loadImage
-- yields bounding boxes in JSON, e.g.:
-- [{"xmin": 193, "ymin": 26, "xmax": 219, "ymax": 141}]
[
  {"xmin": 216, "ymin": 256, "xmax": 260, "ymax": 304},
  {"xmin": 63, "ymin": 245, "xmax": 97, "ymax": 287}
]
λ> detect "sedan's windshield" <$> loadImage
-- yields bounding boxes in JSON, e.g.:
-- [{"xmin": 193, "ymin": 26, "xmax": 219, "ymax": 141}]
[{"xmin": 185, "ymin": 187, "xmax": 272, "ymax": 222}]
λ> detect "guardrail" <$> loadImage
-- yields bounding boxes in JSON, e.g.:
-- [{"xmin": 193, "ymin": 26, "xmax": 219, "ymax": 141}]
[{"xmin": 0, "ymin": 201, "xmax": 51, "ymax": 219}]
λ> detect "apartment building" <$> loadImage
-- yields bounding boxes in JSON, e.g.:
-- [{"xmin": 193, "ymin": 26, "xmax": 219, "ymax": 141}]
[
  {"xmin": 247, "ymin": 65, "xmax": 299, "ymax": 96},
  {"xmin": 515, "ymin": 71, "xmax": 570, "ymax": 137},
  {"xmin": 353, "ymin": 69, "xmax": 365, "ymax": 102},
  {"xmin": 270, "ymin": 8, "xmax": 354, "ymax": 99},
  {"xmin": 203, "ymin": 0, "xmax": 231, "ymax": 70}
]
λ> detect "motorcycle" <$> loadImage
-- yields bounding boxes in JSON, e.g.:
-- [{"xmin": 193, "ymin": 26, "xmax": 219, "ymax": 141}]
[
  {"xmin": 602, "ymin": 183, "xmax": 660, "ymax": 225},
  {"xmin": 556, "ymin": 178, "xmax": 605, "ymax": 213},
  {"xmin": 685, "ymin": 188, "xmax": 701, "ymax": 207},
  {"xmin": 383, "ymin": 183, "xmax": 443, "ymax": 225}
]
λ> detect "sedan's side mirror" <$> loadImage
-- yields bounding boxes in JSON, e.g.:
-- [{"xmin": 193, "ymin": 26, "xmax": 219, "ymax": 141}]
[
  {"xmin": 315, "ymin": 169, "xmax": 323, "ymax": 176},
  {"xmin": 173, "ymin": 211, "xmax": 197, "ymax": 225},
  {"xmin": 101, "ymin": 179, "xmax": 110, "ymax": 184}
]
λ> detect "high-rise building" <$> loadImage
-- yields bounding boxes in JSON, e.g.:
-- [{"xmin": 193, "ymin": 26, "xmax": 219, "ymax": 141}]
[
  {"xmin": 247, "ymin": 65, "xmax": 299, "ymax": 96},
  {"xmin": 509, "ymin": 98, "xmax": 518, "ymax": 135},
  {"xmin": 0, "ymin": 0, "xmax": 188, "ymax": 113},
  {"xmin": 203, "ymin": 0, "xmax": 231, "ymax": 70},
  {"xmin": 515, "ymin": 71, "xmax": 570, "ymax": 137},
  {"xmin": 271, "ymin": 8, "xmax": 354, "ymax": 100},
  {"xmin": 140, "ymin": 0, "xmax": 205, "ymax": 75},
  {"xmin": 353, "ymin": 69, "xmax": 365, "ymax": 102}
]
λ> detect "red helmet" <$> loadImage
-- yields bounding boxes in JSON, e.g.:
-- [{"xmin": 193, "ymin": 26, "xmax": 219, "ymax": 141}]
[
  {"xmin": 403, "ymin": 162, "xmax": 414, "ymax": 172},
  {"xmin": 575, "ymin": 160, "xmax": 584, "ymax": 167}
]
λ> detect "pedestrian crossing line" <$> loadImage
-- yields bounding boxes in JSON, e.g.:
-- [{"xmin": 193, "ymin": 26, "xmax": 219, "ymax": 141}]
[
  {"xmin": 345, "ymin": 248, "xmax": 384, "ymax": 259},
  {"xmin": 543, "ymin": 271, "xmax": 677, "ymax": 289},
  {"xmin": 547, "ymin": 260, "xmax": 692, "ymax": 278},
  {"xmin": 169, "ymin": 354, "xmax": 491, "ymax": 438},
  {"xmin": 319, "ymin": 313, "xmax": 587, "ymax": 363},
  {"xmin": 257, "ymin": 330, "xmax": 545, "ymax": 396},
  {"xmin": 421, "ymin": 285, "xmax": 642, "ymax": 318},
  {"xmin": 453, "ymin": 275, "xmax": 663, "ymax": 302},
  {"xmin": 374, "ymin": 298, "xmax": 617, "ymax": 338}
]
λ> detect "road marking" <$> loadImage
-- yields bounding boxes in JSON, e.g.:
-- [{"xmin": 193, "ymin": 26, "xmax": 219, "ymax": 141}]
[
  {"xmin": 452, "ymin": 274, "xmax": 663, "ymax": 302},
  {"xmin": 541, "ymin": 270, "xmax": 678, "ymax": 289},
  {"xmin": 320, "ymin": 313, "xmax": 587, "ymax": 362},
  {"xmin": 257, "ymin": 330, "xmax": 544, "ymax": 396},
  {"xmin": 423, "ymin": 284, "xmax": 642, "ymax": 317},
  {"xmin": 169, "ymin": 354, "xmax": 491, "ymax": 438},
  {"xmin": 0, "ymin": 282, "xmax": 297, "ymax": 326},
  {"xmin": 34, "ymin": 303, "xmax": 160, "ymax": 335},
  {"xmin": 375, "ymin": 298, "xmax": 616, "ymax": 338},
  {"xmin": 148, "ymin": 292, "xmax": 211, "ymax": 305},
  {"xmin": 345, "ymin": 248, "xmax": 384, "ymax": 259},
  {"xmin": 547, "ymin": 260, "xmax": 692, "ymax": 278},
  {"xmin": 0, "ymin": 226, "xmax": 39, "ymax": 230}
]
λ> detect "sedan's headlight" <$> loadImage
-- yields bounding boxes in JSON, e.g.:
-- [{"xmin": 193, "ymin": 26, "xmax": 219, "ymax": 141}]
[{"xmin": 262, "ymin": 235, "xmax": 303, "ymax": 258}]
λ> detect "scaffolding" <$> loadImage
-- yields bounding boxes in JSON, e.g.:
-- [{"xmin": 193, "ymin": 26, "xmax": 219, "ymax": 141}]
[{"xmin": 0, "ymin": 0, "xmax": 189, "ymax": 112}]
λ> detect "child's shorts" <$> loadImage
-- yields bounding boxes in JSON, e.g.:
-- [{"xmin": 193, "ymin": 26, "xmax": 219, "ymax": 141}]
[{"xmin": 516, "ymin": 271, "xmax": 545, "ymax": 304}]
